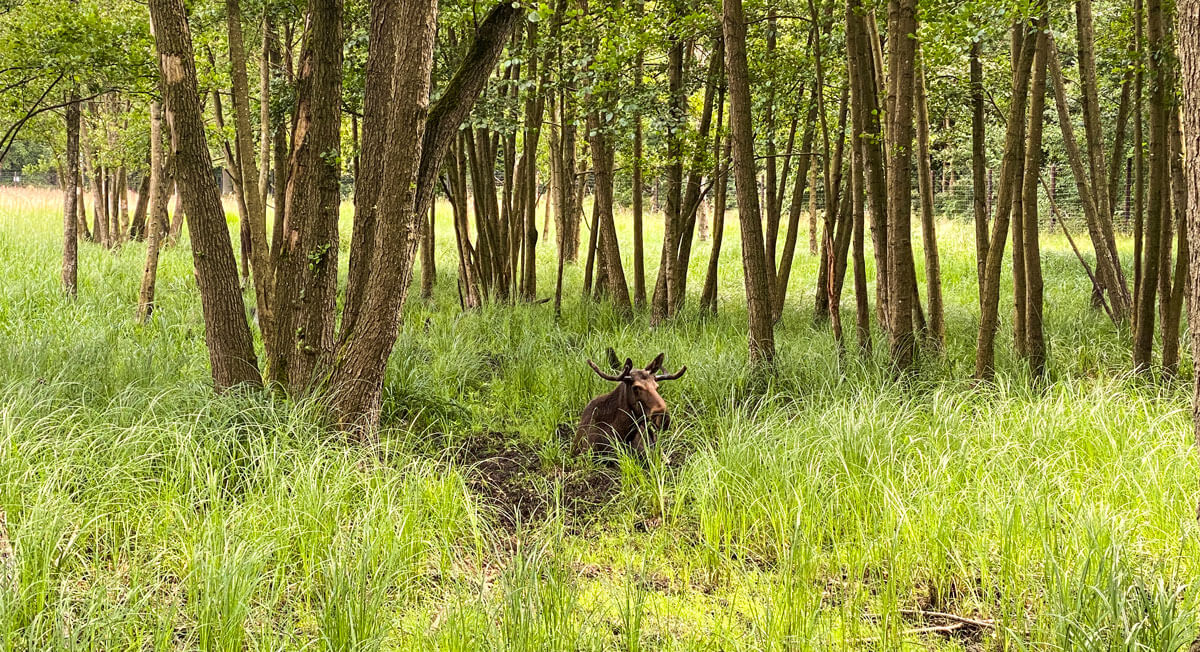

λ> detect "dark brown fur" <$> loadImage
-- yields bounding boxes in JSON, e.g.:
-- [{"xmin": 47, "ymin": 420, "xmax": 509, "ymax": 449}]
[{"xmin": 573, "ymin": 353, "xmax": 686, "ymax": 457}]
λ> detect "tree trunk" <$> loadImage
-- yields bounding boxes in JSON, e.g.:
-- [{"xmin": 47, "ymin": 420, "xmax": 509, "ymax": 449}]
[
  {"xmin": 130, "ymin": 173, "xmax": 151, "ymax": 240},
  {"xmin": 1047, "ymin": 42, "xmax": 1130, "ymax": 323},
  {"xmin": 1022, "ymin": 24, "xmax": 1049, "ymax": 376},
  {"xmin": 421, "ymin": 200, "xmax": 436, "ymax": 299},
  {"xmin": 269, "ymin": 0, "xmax": 343, "ymax": 392},
  {"xmin": 651, "ymin": 33, "xmax": 686, "ymax": 324},
  {"xmin": 1176, "ymin": 0, "xmax": 1200, "ymax": 494},
  {"xmin": 773, "ymin": 91, "xmax": 817, "ymax": 320},
  {"xmin": 137, "ymin": 101, "xmax": 172, "ymax": 323},
  {"xmin": 885, "ymin": 0, "xmax": 919, "ymax": 372},
  {"xmin": 723, "ymin": 0, "xmax": 775, "ymax": 365},
  {"xmin": 586, "ymin": 108, "xmax": 633, "ymax": 315},
  {"xmin": 699, "ymin": 116, "xmax": 732, "ymax": 316},
  {"xmin": 326, "ymin": 1, "xmax": 523, "ymax": 432},
  {"xmin": 227, "ymin": 0, "xmax": 274, "ymax": 346},
  {"xmin": 149, "ymin": 0, "xmax": 262, "ymax": 388},
  {"xmin": 1133, "ymin": 0, "xmax": 1169, "ymax": 372},
  {"xmin": 914, "ymin": 47, "xmax": 944, "ymax": 347},
  {"xmin": 848, "ymin": 0, "xmax": 889, "ymax": 330},
  {"xmin": 1161, "ymin": 86, "xmax": 1188, "ymax": 375},
  {"xmin": 62, "ymin": 92, "xmax": 80, "ymax": 298},
  {"xmin": 971, "ymin": 39, "xmax": 988, "ymax": 308},
  {"xmin": 975, "ymin": 19, "xmax": 1039, "ymax": 381}
]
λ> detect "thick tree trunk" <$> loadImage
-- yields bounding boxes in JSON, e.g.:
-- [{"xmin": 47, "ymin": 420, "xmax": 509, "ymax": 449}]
[
  {"xmin": 269, "ymin": 0, "xmax": 343, "ymax": 392},
  {"xmin": 723, "ymin": 0, "xmax": 775, "ymax": 365},
  {"xmin": 1176, "ymin": 0, "xmax": 1200, "ymax": 486},
  {"xmin": 149, "ymin": 0, "xmax": 262, "ymax": 388},
  {"xmin": 62, "ymin": 92, "xmax": 80, "ymax": 298},
  {"xmin": 327, "ymin": 1, "xmax": 522, "ymax": 432}
]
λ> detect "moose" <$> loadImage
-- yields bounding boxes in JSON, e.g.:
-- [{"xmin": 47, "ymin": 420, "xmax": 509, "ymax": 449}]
[{"xmin": 574, "ymin": 352, "xmax": 687, "ymax": 457}]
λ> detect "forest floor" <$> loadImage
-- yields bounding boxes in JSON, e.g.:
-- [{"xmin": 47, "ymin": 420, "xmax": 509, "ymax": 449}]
[{"xmin": 0, "ymin": 185, "xmax": 1198, "ymax": 650}]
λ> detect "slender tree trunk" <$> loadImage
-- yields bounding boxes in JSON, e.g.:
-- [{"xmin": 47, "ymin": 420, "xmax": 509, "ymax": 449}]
[
  {"xmin": 971, "ymin": 39, "xmax": 989, "ymax": 308},
  {"xmin": 699, "ymin": 118, "xmax": 732, "ymax": 316},
  {"xmin": 651, "ymin": 33, "xmax": 686, "ymax": 324},
  {"xmin": 773, "ymin": 92, "xmax": 817, "ymax": 320},
  {"xmin": 1133, "ymin": 0, "xmax": 1169, "ymax": 372},
  {"xmin": 631, "ymin": 13, "xmax": 646, "ymax": 309},
  {"xmin": 586, "ymin": 107, "xmax": 633, "ymax": 315},
  {"xmin": 130, "ymin": 173, "xmax": 151, "ymax": 240},
  {"xmin": 62, "ymin": 92, "xmax": 80, "ymax": 298},
  {"xmin": 885, "ymin": 0, "xmax": 919, "ymax": 371},
  {"xmin": 1010, "ymin": 25, "xmax": 1029, "ymax": 358},
  {"xmin": 914, "ymin": 47, "xmax": 944, "ymax": 347},
  {"xmin": 137, "ymin": 101, "xmax": 172, "ymax": 323},
  {"xmin": 723, "ymin": 0, "xmax": 775, "ymax": 365},
  {"xmin": 1022, "ymin": 24, "xmax": 1049, "ymax": 376},
  {"xmin": 975, "ymin": 19, "xmax": 1039, "ymax": 381},
  {"xmin": 848, "ymin": 0, "xmax": 890, "ymax": 330},
  {"xmin": 149, "ymin": 0, "xmax": 262, "ymax": 388},
  {"xmin": 227, "ymin": 0, "xmax": 274, "ymax": 346},
  {"xmin": 1162, "ymin": 86, "xmax": 1189, "ymax": 375},
  {"xmin": 421, "ymin": 200, "xmax": 436, "ymax": 299}
]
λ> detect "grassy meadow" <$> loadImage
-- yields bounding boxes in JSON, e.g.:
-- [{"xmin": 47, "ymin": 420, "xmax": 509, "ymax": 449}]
[{"xmin": 0, "ymin": 185, "xmax": 1198, "ymax": 650}]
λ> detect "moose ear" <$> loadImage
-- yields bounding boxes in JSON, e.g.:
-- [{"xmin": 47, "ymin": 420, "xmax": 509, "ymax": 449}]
[
  {"xmin": 605, "ymin": 347, "xmax": 622, "ymax": 371},
  {"xmin": 645, "ymin": 352, "xmax": 665, "ymax": 374}
]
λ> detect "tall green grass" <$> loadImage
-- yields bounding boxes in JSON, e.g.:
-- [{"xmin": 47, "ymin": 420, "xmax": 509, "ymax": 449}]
[{"xmin": 0, "ymin": 187, "xmax": 1197, "ymax": 649}]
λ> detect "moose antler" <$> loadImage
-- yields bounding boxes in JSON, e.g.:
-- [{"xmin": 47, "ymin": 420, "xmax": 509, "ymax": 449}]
[
  {"xmin": 655, "ymin": 365, "xmax": 687, "ymax": 381},
  {"xmin": 589, "ymin": 357, "xmax": 633, "ymax": 382}
]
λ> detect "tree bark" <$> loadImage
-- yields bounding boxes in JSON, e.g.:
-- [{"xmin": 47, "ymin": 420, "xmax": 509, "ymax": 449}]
[
  {"xmin": 975, "ymin": 19, "xmax": 1038, "ymax": 381},
  {"xmin": 149, "ymin": 0, "xmax": 262, "ymax": 388},
  {"xmin": 226, "ymin": 0, "xmax": 274, "ymax": 346},
  {"xmin": 62, "ymin": 92, "xmax": 80, "ymax": 298},
  {"xmin": 1022, "ymin": 24, "xmax": 1049, "ymax": 376},
  {"xmin": 1176, "ymin": 0, "xmax": 1200, "ymax": 505},
  {"xmin": 723, "ymin": 0, "xmax": 775, "ymax": 365},
  {"xmin": 1133, "ymin": 0, "xmax": 1169, "ymax": 372},
  {"xmin": 137, "ymin": 101, "xmax": 172, "ymax": 323},
  {"xmin": 269, "ymin": 0, "xmax": 343, "ymax": 392},
  {"xmin": 885, "ymin": 0, "xmax": 919, "ymax": 371},
  {"xmin": 327, "ymin": 1, "xmax": 522, "ymax": 432},
  {"xmin": 914, "ymin": 47, "xmax": 944, "ymax": 348},
  {"xmin": 971, "ymin": 39, "xmax": 988, "ymax": 309}
]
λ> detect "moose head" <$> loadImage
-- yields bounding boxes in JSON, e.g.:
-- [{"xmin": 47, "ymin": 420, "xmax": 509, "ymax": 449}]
[{"xmin": 573, "ymin": 352, "xmax": 687, "ymax": 457}]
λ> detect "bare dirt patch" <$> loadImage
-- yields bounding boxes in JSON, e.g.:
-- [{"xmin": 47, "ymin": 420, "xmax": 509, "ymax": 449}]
[{"xmin": 448, "ymin": 429, "xmax": 621, "ymax": 531}]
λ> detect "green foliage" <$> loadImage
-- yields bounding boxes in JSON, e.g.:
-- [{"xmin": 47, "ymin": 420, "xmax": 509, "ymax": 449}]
[{"xmin": 0, "ymin": 191, "xmax": 1197, "ymax": 649}]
